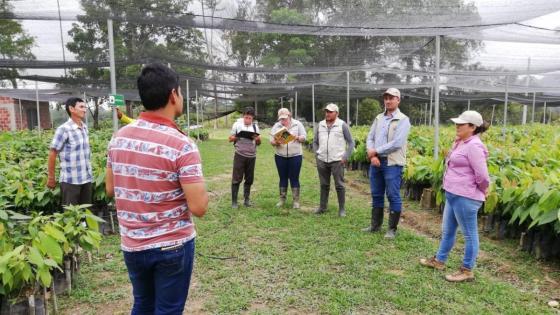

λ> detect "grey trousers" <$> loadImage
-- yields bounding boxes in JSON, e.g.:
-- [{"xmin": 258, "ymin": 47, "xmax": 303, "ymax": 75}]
[
  {"xmin": 61, "ymin": 182, "xmax": 93, "ymax": 207},
  {"xmin": 316, "ymin": 159, "xmax": 345, "ymax": 191}
]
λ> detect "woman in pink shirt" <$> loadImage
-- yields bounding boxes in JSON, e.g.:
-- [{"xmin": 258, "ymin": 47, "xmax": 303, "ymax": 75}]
[{"xmin": 420, "ymin": 111, "xmax": 490, "ymax": 282}]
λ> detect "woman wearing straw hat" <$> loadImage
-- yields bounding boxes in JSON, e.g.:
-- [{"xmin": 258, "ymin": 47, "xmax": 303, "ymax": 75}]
[{"xmin": 420, "ymin": 110, "xmax": 490, "ymax": 282}]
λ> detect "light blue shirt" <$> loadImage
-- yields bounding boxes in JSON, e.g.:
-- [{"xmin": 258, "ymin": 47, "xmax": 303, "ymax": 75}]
[{"xmin": 366, "ymin": 111, "xmax": 411, "ymax": 157}]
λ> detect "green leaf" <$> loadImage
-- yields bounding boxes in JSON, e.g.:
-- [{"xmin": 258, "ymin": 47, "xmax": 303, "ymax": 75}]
[
  {"xmin": 27, "ymin": 246, "xmax": 44, "ymax": 268},
  {"xmin": 44, "ymin": 224, "xmax": 67, "ymax": 243},
  {"xmin": 37, "ymin": 267, "xmax": 52, "ymax": 287},
  {"xmin": 538, "ymin": 209, "xmax": 560, "ymax": 226},
  {"xmin": 39, "ymin": 234, "xmax": 63, "ymax": 264}
]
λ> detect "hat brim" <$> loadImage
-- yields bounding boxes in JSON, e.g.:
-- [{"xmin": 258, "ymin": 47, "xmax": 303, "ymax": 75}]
[
  {"xmin": 383, "ymin": 92, "xmax": 400, "ymax": 97},
  {"xmin": 278, "ymin": 115, "xmax": 289, "ymax": 120},
  {"xmin": 450, "ymin": 118, "xmax": 469, "ymax": 125}
]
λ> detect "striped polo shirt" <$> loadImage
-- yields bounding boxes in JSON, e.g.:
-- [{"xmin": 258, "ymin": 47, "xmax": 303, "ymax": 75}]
[{"xmin": 107, "ymin": 112, "xmax": 204, "ymax": 252}]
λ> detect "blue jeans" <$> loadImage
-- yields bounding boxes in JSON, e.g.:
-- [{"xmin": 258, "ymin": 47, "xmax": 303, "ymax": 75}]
[
  {"xmin": 275, "ymin": 155, "xmax": 302, "ymax": 188},
  {"xmin": 123, "ymin": 238, "xmax": 195, "ymax": 315},
  {"xmin": 369, "ymin": 158, "xmax": 403, "ymax": 212},
  {"xmin": 436, "ymin": 192, "xmax": 482, "ymax": 270}
]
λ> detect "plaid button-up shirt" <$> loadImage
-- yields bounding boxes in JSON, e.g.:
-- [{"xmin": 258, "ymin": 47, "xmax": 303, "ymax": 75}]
[{"xmin": 50, "ymin": 118, "xmax": 93, "ymax": 184}]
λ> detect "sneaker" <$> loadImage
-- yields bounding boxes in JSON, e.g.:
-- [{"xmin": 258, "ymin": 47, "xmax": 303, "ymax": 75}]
[
  {"xmin": 445, "ymin": 266, "xmax": 474, "ymax": 282},
  {"xmin": 419, "ymin": 256, "xmax": 445, "ymax": 270}
]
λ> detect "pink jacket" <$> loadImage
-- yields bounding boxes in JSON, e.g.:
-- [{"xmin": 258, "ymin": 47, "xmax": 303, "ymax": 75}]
[{"xmin": 443, "ymin": 135, "xmax": 490, "ymax": 201}]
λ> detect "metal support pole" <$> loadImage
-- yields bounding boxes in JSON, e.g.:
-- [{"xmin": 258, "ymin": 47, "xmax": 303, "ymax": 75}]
[
  {"xmin": 186, "ymin": 80, "xmax": 190, "ymax": 132},
  {"xmin": 295, "ymin": 91, "xmax": 298, "ymax": 119},
  {"xmin": 503, "ymin": 76, "xmax": 509, "ymax": 130},
  {"xmin": 18, "ymin": 98, "xmax": 23, "ymax": 130},
  {"xmin": 346, "ymin": 71, "xmax": 350, "ymax": 125},
  {"xmin": 83, "ymin": 92, "xmax": 88, "ymax": 126},
  {"xmin": 312, "ymin": 84, "xmax": 316, "ymax": 133},
  {"xmin": 356, "ymin": 99, "xmax": 359, "ymax": 126},
  {"xmin": 523, "ymin": 57, "xmax": 531, "ymax": 125},
  {"xmin": 424, "ymin": 103, "xmax": 428, "ymax": 125},
  {"xmin": 429, "ymin": 85, "xmax": 433, "ymax": 126},
  {"xmin": 467, "ymin": 99, "xmax": 470, "ymax": 111},
  {"xmin": 35, "ymin": 81, "xmax": 41, "ymax": 132},
  {"xmin": 531, "ymin": 92, "xmax": 536, "ymax": 123},
  {"xmin": 491, "ymin": 104, "xmax": 496, "ymax": 126},
  {"xmin": 107, "ymin": 19, "xmax": 118, "ymax": 133},
  {"xmin": 433, "ymin": 35, "xmax": 441, "ymax": 160},
  {"xmin": 281, "ymin": 96, "xmax": 283, "ymax": 108},
  {"xmin": 543, "ymin": 101, "xmax": 547, "ymax": 123}
]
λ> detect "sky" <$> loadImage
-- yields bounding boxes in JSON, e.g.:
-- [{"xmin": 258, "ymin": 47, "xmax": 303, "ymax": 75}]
[{"xmin": 7, "ymin": 0, "xmax": 560, "ymax": 89}]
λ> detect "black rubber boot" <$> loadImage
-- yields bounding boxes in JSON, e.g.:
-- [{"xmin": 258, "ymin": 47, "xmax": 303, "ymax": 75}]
[
  {"xmin": 243, "ymin": 184, "xmax": 252, "ymax": 207},
  {"xmin": 314, "ymin": 186, "xmax": 329, "ymax": 214},
  {"xmin": 336, "ymin": 188, "xmax": 346, "ymax": 217},
  {"xmin": 231, "ymin": 183, "xmax": 240, "ymax": 209},
  {"xmin": 385, "ymin": 210, "xmax": 401, "ymax": 239},
  {"xmin": 362, "ymin": 207, "xmax": 384, "ymax": 232}
]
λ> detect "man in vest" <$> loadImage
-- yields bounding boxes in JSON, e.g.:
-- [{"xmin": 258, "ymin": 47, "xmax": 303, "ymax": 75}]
[
  {"xmin": 313, "ymin": 103, "xmax": 355, "ymax": 217},
  {"xmin": 362, "ymin": 88, "xmax": 411, "ymax": 239}
]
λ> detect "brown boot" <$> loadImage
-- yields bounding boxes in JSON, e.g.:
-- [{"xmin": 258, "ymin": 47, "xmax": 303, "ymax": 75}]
[
  {"xmin": 445, "ymin": 266, "xmax": 474, "ymax": 282},
  {"xmin": 419, "ymin": 256, "xmax": 445, "ymax": 270}
]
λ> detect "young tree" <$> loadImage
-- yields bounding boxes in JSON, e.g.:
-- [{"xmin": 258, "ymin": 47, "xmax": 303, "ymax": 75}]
[{"xmin": 0, "ymin": 1, "xmax": 35, "ymax": 88}]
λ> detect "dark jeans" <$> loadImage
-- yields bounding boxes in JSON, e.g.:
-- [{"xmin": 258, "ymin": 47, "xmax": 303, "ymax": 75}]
[
  {"xmin": 232, "ymin": 152, "xmax": 256, "ymax": 185},
  {"xmin": 369, "ymin": 157, "xmax": 403, "ymax": 212},
  {"xmin": 274, "ymin": 155, "xmax": 302, "ymax": 188},
  {"xmin": 60, "ymin": 182, "xmax": 92, "ymax": 207},
  {"xmin": 123, "ymin": 238, "xmax": 196, "ymax": 315},
  {"xmin": 316, "ymin": 159, "xmax": 345, "ymax": 190}
]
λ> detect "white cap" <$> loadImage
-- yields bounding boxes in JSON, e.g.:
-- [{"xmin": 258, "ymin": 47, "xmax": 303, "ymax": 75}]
[
  {"xmin": 324, "ymin": 103, "xmax": 339, "ymax": 112},
  {"xmin": 450, "ymin": 110, "xmax": 483, "ymax": 127},
  {"xmin": 277, "ymin": 108, "xmax": 291, "ymax": 120},
  {"xmin": 383, "ymin": 88, "xmax": 401, "ymax": 99}
]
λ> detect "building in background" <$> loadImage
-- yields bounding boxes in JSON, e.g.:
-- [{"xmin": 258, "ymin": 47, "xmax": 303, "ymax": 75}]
[{"xmin": 0, "ymin": 96, "xmax": 51, "ymax": 131}]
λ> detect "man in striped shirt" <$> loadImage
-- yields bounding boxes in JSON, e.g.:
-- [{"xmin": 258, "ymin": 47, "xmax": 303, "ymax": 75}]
[
  {"xmin": 47, "ymin": 97, "xmax": 93, "ymax": 207},
  {"xmin": 106, "ymin": 63, "xmax": 208, "ymax": 314}
]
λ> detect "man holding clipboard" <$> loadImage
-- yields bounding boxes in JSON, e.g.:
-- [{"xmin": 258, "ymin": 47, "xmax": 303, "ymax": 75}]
[{"xmin": 229, "ymin": 107, "xmax": 261, "ymax": 208}]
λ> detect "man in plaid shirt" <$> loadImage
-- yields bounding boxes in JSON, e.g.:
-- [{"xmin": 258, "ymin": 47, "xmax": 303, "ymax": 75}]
[{"xmin": 47, "ymin": 97, "xmax": 93, "ymax": 206}]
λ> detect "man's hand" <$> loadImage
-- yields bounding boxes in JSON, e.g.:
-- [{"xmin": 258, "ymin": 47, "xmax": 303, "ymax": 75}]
[
  {"xmin": 341, "ymin": 158, "xmax": 347, "ymax": 166},
  {"xmin": 370, "ymin": 156, "xmax": 381, "ymax": 167},
  {"xmin": 367, "ymin": 148, "xmax": 377, "ymax": 159},
  {"xmin": 254, "ymin": 135, "xmax": 261, "ymax": 145},
  {"xmin": 47, "ymin": 176, "xmax": 56, "ymax": 190},
  {"xmin": 228, "ymin": 135, "xmax": 238, "ymax": 143}
]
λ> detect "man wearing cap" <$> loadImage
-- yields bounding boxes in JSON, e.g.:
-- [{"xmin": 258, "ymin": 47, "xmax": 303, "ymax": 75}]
[
  {"xmin": 313, "ymin": 103, "xmax": 355, "ymax": 217},
  {"xmin": 362, "ymin": 88, "xmax": 411, "ymax": 239}
]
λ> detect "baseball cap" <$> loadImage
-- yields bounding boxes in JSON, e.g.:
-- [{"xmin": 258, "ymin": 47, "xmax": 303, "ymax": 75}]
[
  {"xmin": 324, "ymin": 103, "xmax": 339, "ymax": 112},
  {"xmin": 277, "ymin": 108, "xmax": 290, "ymax": 120},
  {"xmin": 450, "ymin": 110, "xmax": 483, "ymax": 127},
  {"xmin": 383, "ymin": 88, "xmax": 401, "ymax": 99}
]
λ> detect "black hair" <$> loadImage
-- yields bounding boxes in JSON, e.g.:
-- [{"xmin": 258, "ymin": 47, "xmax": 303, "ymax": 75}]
[
  {"xmin": 137, "ymin": 63, "xmax": 180, "ymax": 111},
  {"xmin": 243, "ymin": 106, "xmax": 255, "ymax": 117},
  {"xmin": 65, "ymin": 97, "xmax": 84, "ymax": 116},
  {"xmin": 472, "ymin": 121, "xmax": 490, "ymax": 135}
]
